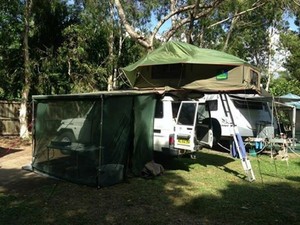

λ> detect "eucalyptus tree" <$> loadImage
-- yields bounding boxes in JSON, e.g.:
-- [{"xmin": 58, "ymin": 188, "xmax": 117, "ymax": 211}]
[
  {"xmin": 19, "ymin": 0, "xmax": 32, "ymax": 138},
  {"xmin": 113, "ymin": 0, "xmax": 276, "ymax": 51},
  {"xmin": 114, "ymin": 0, "xmax": 228, "ymax": 50}
]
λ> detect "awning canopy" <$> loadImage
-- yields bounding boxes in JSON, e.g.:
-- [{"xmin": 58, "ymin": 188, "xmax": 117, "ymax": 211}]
[{"xmin": 276, "ymin": 93, "xmax": 300, "ymax": 109}]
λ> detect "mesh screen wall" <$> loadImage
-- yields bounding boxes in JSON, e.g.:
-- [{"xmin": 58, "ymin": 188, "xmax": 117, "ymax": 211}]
[{"xmin": 32, "ymin": 92, "xmax": 157, "ymax": 187}]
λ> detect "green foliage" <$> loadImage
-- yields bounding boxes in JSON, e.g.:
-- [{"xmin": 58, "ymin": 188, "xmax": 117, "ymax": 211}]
[
  {"xmin": 0, "ymin": 0, "xmax": 24, "ymax": 100},
  {"xmin": 29, "ymin": 0, "xmax": 81, "ymax": 94},
  {"xmin": 269, "ymin": 75, "xmax": 300, "ymax": 96},
  {"xmin": 57, "ymin": 22, "xmax": 110, "ymax": 92},
  {"xmin": 281, "ymin": 31, "xmax": 300, "ymax": 81},
  {"xmin": 219, "ymin": 0, "xmax": 285, "ymax": 69},
  {"xmin": 118, "ymin": 38, "xmax": 146, "ymax": 67},
  {"xmin": 27, "ymin": 0, "xmax": 143, "ymax": 94}
]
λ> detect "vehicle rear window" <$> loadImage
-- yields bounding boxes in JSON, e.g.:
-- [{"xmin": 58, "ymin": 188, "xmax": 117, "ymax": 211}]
[
  {"xmin": 177, "ymin": 103, "xmax": 197, "ymax": 126},
  {"xmin": 155, "ymin": 101, "xmax": 163, "ymax": 118}
]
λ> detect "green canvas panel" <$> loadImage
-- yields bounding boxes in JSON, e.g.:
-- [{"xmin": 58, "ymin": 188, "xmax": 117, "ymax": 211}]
[
  {"xmin": 99, "ymin": 95, "xmax": 134, "ymax": 187},
  {"xmin": 33, "ymin": 102, "xmax": 50, "ymax": 166},
  {"xmin": 131, "ymin": 94, "xmax": 157, "ymax": 175},
  {"xmin": 121, "ymin": 41, "xmax": 260, "ymax": 93},
  {"xmin": 183, "ymin": 66, "xmax": 260, "ymax": 92}
]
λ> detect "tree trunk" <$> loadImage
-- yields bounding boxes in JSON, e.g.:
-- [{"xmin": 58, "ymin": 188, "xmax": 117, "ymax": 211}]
[
  {"xmin": 265, "ymin": 26, "xmax": 275, "ymax": 92},
  {"xmin": 107, "ymin": 31, "xmax": 114, "ymax": 91},
  {"xmin": 222, "ymin": 11, "xmax": 239, "ymax": 51},
  {"xmin": 170, "ymin": 0, "xmax": 177, "ymax": 27},
  {"xmin": 114, "ymin": 30, "xmax": 125, "ymax": 89},
  {"xmin": 114, "ymin": 0, "xmax": 151, "ymax": 50},
  {"xmin": 19, "ymin": 0, "xmax": 32, "ymax": 139},
  {"xmin": 186, "ymin": 0, "xmax": 200, "ymax": 44},
  {"xmin": 107, "ymin": 2, "xmax": 115, "ymax": 91}
]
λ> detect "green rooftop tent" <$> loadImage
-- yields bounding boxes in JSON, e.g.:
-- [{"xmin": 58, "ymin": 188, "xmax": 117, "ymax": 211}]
[
  {"xmin": 31, "ymin": 90, "xmax": 158, "ymax": 187},
  {"xmin": 121, "ymin": 41, "xmax": 261, "ymax": 93}
]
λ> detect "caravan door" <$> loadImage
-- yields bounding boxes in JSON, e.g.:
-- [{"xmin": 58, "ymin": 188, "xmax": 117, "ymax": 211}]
[{"xmin": 174, "ymin": 101, "xmax": 213, "ymax": 152}]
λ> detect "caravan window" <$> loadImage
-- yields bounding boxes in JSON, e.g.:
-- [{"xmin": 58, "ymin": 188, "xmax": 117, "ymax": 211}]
[
  {"xmin": 206, "ymin": 100, "xmax": 218, "ymax": 111},
  {"xmin": 233, "ymin": 100, "xmax": 263, "ymax": 110},
  {"xmin": 250, "ymin": 70, "xmax": 259, "ymax": 86}
]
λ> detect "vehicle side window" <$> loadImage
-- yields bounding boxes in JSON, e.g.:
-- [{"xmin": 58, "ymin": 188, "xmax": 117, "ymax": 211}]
[
  {"xmin": 155, "ymin": 101, "xmax": 163, "ymax": 118},
  {"xmin": 172, "ymin": 102, "xmax": 181, "ymax": 119}
]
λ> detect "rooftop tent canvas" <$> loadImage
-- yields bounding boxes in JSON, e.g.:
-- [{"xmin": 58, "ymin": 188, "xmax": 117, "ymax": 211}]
[{"xmin": 121, "ymin": 41, "xmax": 261, "ymax": 93}]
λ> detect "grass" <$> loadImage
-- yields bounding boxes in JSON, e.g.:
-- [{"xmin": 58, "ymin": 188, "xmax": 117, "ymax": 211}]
[{"xmin": 1, "ymin": 149, "xmax": 300, "ymax": 225}]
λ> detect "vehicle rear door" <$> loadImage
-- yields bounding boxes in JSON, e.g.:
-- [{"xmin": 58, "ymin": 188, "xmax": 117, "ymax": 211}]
[
  {"xmin": 196, "ymin": 101, "xmax": 213, "ymax": 148},
  {"xmin": 174, "ymin": 101, "xmax": 213, "ymax": 151},
  {"xmin": 174, "ymin": 101, "xmax": 198, "ymax": 151}
]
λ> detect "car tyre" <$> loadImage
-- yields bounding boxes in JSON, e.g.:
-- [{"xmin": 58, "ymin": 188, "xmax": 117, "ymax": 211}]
[{"xmin": 57, "ymin": 131, "xmax": 76, "ymax": 143}]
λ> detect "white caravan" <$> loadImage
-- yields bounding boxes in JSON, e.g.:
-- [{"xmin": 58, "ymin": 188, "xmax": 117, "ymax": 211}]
[{"xmin": 198, "ymin": 94, "xmax": 277, "ymax": 143}]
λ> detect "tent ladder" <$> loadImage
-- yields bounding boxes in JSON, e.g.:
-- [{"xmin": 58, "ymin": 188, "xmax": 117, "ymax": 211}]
[{"xmin": 219, "ymin": 93, "xmax": 256, "ymax": 182}]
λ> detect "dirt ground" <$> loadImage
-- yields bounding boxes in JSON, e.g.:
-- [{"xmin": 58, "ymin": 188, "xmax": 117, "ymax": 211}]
[{"xmin": 0, "ymin": 136, "xmax": 57, "ymax": 194}]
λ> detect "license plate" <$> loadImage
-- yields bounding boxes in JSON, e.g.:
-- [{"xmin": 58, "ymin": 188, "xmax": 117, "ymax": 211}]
[{"xmin": 177, "ymin": 139, "xmax": 190, "ymax": 144}]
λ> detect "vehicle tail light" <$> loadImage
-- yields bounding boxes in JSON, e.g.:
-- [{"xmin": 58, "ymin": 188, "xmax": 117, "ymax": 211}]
[{"xmin": 169, "ymin": 134, "xmax": 174, "ymax": 148}]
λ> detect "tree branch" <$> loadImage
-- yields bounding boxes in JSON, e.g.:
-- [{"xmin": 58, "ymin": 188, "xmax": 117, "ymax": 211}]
[
  {"xmin": 187, "ymin": 0, "xmax": 200, "ymax": 43},
  {"xmin": 207, "ymin": 0, "xmax": 266, "ymax": 29},
  {"xmin": 114, "ymin": 0, "xmax": 151, "ymax": 49},
  {"xmin": 163, "ymin": 0, "xmax": 225, "ymax": 41},
  {"xmin": 149, "ymin": 4, "xmax": 195, "ymax": 46},
  {"xmin": 293, "ymin": 0, "xmax": 300, "ymax": 7},
  {"xmin": 222, "ymin": 10, "xmax": 239, "ymax": 51}
]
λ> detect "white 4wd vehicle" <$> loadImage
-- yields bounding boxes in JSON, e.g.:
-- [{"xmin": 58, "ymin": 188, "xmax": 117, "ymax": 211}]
[
  {"xmin": 153, "ymin": 95, "xmax": 214, "ymax": 156},
  {"xmin": 55, "ymin": 102, "xmax": 100, "ymax": 144},
  {"xmin": 56, "ymin": 118, "xmax": 87, "ymax": 143}
]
